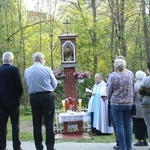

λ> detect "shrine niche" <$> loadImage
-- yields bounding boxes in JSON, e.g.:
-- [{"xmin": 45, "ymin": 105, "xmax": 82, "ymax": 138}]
[{"xmin": 62, "ymin": 41, "xmax": 75, "ymax": 62}]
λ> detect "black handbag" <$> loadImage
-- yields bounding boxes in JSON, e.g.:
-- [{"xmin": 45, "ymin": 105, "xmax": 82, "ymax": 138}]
[{"xmin": 131, "ymin": 104, "xmax": 136, "ymax": 116}]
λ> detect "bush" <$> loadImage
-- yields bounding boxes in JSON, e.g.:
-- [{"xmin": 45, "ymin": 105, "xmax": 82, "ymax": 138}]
[{"xmin": 20, "ymin": 105, "xmax": 32, "ymax": 115}]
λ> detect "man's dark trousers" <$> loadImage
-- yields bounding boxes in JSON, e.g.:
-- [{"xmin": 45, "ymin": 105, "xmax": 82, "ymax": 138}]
[
  {"xmin": 0, "ymin": 106, "xmax": 21, "ymax": 150},
  {"xmin": 30, "ymin": 92, "xmax": 55, "ymax": 150}
]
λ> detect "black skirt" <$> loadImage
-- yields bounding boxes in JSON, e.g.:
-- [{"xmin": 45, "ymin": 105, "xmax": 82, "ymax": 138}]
[{"xmin": 132, "ymin": 117, "xmax": 148, "ymax": 140}]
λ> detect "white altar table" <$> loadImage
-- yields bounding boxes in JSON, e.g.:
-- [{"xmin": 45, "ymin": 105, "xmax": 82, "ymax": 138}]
[{"xmin": 59, "ymin": 112, "xmax": 86, "ymax": 133}]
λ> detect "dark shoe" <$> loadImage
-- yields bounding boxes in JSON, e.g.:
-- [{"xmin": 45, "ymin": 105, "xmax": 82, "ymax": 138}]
[
  {"xmin": 143, "ymin": 141, "xmax": 148, "ymax": 146},
  {"xmin": 133, "ymin": 141, "xmax": 143, "ymax": 146},
  {"xmin": 47, "ymin": 147, "xmax": 56, "ymax": 150},
  {"xmin": 113, "ymin": 145, "xmax": 119, "ymax": 150}
]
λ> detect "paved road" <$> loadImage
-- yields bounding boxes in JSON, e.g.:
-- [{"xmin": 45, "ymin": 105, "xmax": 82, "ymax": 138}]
[{"xmin": 6, "ymin": 141, "xmax": 150, "ymax": 150}]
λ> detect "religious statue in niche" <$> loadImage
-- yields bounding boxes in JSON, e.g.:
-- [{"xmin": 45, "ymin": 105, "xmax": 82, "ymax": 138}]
[{"xmin": 64, "ymin": 45, "xmax": 74, "ymax": 61}]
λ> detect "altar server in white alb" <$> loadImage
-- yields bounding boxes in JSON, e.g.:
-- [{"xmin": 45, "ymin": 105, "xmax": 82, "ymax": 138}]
[{"xmin": 87, "ymin": 73, "xmax": 114, "ymax": 135}]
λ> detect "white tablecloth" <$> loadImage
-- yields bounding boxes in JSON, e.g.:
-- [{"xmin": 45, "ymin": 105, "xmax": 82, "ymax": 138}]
[{"xmin": 59, "ymin": 112, "xmax": 87, "ymax": 123}]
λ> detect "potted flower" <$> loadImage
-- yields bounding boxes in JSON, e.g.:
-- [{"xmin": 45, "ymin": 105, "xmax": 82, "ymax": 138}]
[
  {"xmin": 53, "ymin": 69, "xmax": 66, "ymax": 84},
  {"xmin": 73, "ymin": 71, "xmax": 90, "ymax": 83}
]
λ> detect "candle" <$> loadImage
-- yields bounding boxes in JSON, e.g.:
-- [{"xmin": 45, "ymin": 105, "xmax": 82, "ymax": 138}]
[
  {"xmin": 78, "ymin": 99, "xmax": 82, "ymax": 112},
  {"xmin": 78, "ymin": 99, "xmax": 82, "ymax": 106},
  {"xmin": 62, "ymin": 100, "xmax": 65, "ymax": 107},
  {"xmin": 62, "ymin": 100, "xmax": 66, "ymax": 113}
]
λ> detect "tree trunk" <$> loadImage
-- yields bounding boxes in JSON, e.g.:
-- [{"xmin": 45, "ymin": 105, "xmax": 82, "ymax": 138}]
[
  {"xmin": 91, "ymin": 0, "xmax": 98, "ymax": 75},
  {"xmin": 142, "ymin": 0, "xmax": 150, "ymax": 62}
]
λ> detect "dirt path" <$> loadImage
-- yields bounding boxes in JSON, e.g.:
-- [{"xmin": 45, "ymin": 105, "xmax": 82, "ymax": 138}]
[
  {"xmin": 20, "ymin": 121, "xmax": 33, "ymax": 133},
  {"xmin": 20, "ymin": 121, "xmax": 46, "ymax": 133}
]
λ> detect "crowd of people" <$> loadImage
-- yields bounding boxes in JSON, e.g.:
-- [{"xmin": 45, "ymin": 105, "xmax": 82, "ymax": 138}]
[
  {"xmin": 0, "ymin": 51, "xmax": 150, "ymax": 150},
  {"xmin": 87, "ymin": 55, "xmax": 150, "ymax": 150}
]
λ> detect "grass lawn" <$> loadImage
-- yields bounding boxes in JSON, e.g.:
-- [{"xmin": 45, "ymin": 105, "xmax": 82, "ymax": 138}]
[
  {"xmin": 6, "ymin": 114, "xmax": 137, "ymax": 143},
  {"xmin": 7, "ymin": 115, "xmax": 33, "ymax": 141}
]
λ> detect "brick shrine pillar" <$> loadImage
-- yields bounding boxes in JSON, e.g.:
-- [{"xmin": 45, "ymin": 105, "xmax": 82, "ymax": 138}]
[
  {"xmin": 58, "ymin": 34, "xmax": 77, "ymax": 110},
  {"xmin": 64, "ymin": 67, "xmax": 77, "ymax": 109}
]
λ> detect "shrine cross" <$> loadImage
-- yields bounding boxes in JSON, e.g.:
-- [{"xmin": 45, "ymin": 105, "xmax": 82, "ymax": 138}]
[{"xmin": 63, "ymin": 19, "xmax": 71, "ymax": 34}]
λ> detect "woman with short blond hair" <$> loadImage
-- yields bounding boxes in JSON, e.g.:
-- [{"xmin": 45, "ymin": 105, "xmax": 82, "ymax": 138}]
[{"xmin": 107, "ymin": 59, "xmax": 134, "ymax": 150}]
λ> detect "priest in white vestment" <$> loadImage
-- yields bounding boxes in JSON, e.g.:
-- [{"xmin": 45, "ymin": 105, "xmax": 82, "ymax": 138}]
[{"xmin": 87, "ymin": 73, "xmax": 114, "ymax": 134}]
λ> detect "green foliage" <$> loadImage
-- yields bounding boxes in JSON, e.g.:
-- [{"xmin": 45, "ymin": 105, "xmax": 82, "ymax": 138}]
[
  {"xmin": 0, "ymin": 0, "xmax": 149, "ymax": 108},
  {"xmin": 54, "ymin": 81, "xmax": 66, "ymax": 109},
  {"xmin": 20, "ymin": 105, "xmax": 32, "ymax": 116},
  {"xmin": 76, "ymin": 78, "xmax": 94, "ymax": 108}
]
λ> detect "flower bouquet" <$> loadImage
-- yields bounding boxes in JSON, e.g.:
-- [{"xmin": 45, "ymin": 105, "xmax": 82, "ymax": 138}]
[
  {"xmin": 73, "ymin": 71, "xmax": 90, "ymax": 79},
  {"xmin": 73, "ymin": 71, "xmax": 90, "ymax": 83},
  {"xmin": 53, "ymin": 69, "xmax": 66, "ymax": 80}
]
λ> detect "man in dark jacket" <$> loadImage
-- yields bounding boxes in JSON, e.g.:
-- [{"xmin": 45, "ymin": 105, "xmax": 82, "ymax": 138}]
[{"xmin": 0, "ymin": 52, "xmax": 23, "ymax": 150}]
